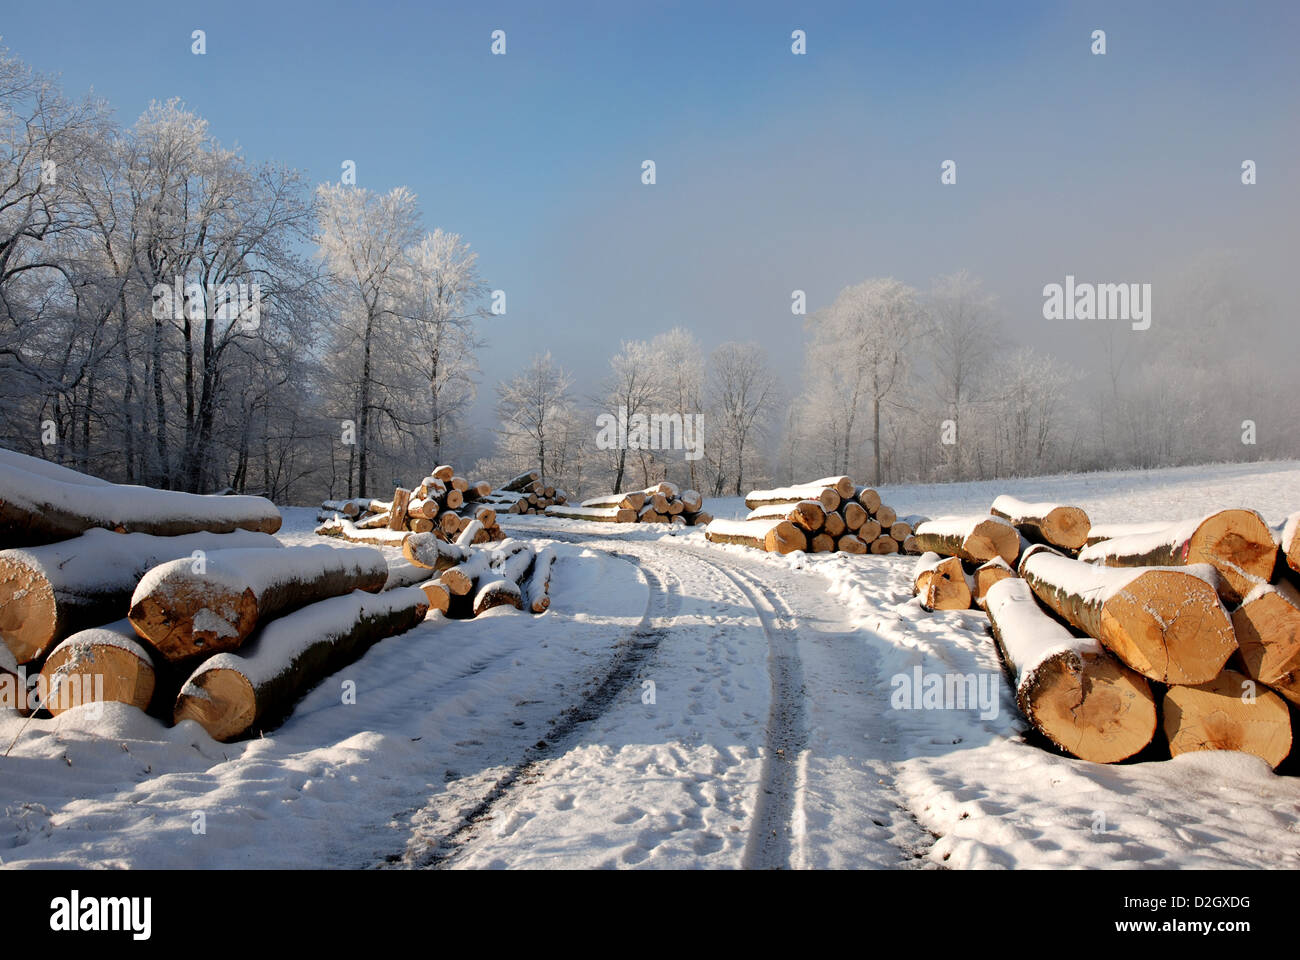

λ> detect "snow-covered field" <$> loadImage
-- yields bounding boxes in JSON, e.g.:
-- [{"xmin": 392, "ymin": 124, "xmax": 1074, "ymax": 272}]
[{"xmin": 3, "ymin": 460, "xmax": 1299, "ymax": 869}]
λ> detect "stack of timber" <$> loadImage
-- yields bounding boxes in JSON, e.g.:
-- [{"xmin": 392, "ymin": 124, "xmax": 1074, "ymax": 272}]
[
  {"xmin": 545, "ymin": 482, "xmax": 710, "ymax": 526},
  {"xmin": 707, "ymin": 477, "xmax": 915, "ymax": 554},
  {"xmin": 316, "ymin": 463, "xmax": 505, "ymax": 545},
  {"xmin": 479, "ymin": 469, "xmax": 569, "ymax": 516},
  {"xmin": 905, "ymin": 495, "xmax": 1300, "ymax": 771}
]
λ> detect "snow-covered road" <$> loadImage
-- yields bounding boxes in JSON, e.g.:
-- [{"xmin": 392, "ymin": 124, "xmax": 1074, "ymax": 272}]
[{"xmin": 4, "ymin": 461, "xmax": 1300, "ymax": 869}]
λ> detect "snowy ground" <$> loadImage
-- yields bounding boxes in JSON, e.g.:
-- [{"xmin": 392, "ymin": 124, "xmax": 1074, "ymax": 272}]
[{"xmin": 2, "ymin": 460, "xmax": 1299, "ymax": 869}]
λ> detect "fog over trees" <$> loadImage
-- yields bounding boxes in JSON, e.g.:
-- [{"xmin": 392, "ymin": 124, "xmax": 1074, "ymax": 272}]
[{"xmin": 1, "ymin": 45, "xmax": 1293, "ymax": 503}]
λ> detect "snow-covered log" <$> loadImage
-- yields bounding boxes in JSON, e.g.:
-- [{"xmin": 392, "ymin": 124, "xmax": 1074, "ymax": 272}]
[
  {"xmin": 679, "ymin": 490, "xmax": 703, "ymax": 513},
  {"xmin": 804, "ymin": 476, "xmax": 856, "ymax": 500},
  {"xmin": 912, "ymin": 553, "xmax": 971, "ymax": 610},
  {"xmin": 705, "ymin": 518, "xmax": 807, "ymax": 554},
  {"xmin": 842, "ymin": 501, "xmax": 868, "ymax": 531},
  {"xmin": 837, "ymin": 534, "xmax": 867, "ymax": 555},
  {"xmin": 1232, "ymin": 579, "xmax": 1300, "ymax": 706},
  {"xmin": 990, "ymin": 495, "xmax": 1091, "ymax": 551},
  {"xmin": 875, "ymin": 505, "xmax": 897, "ymax": 528},
  {"xmin": 869, "ymin": 537, "xmax": 899, "ymax": 555},
  {"xmin": 173, "ymin": 587, "xmax": 429, "ymax": 741},
  {"xmin": 1078, "ymin": 509, "xmax": 1275, "ymax": 604},
  {"xmin": 972, "ymin": 557, "xmax": 1014, "ymax": 604},
  {"xmin": 855, "ymin": 487, "xmax": 882, "ymax": 514},
  {"xmin": 745, "ymin": 483, "xmax": 841, "ymax": 512},
  {"xmin": 315, "ymin": 516, "xmax": 409, "ymax": 547},
  {"xmin": 0, "ymin": 528, "xmax": 281, "ymax": 665},
  {"xmin": 502, "ymin": 470, "xmax": 540, "ymax": 493},
  {"xmin": 1083, "ymin": 520, "xmax": 1170, "ymax": 546},
  {"xmin": 580, "ymin": 492, "xmax": 646, "ymax": 511},
  {"xmin": 417, "ymin": 578, "xmax": 451, "ymax": 615},
  {"xmin": 1018, "ymin": 545, "xmax": 1235, "ymax": 685},
  {"xmin": 527, "ymin": 547, "xmax": 557, "ymax": 613},
  {"xmin": 38, "ymin": 620, "xmax": 157, "ymax": 717},
  {"xmin": 129, "ymin": 544, "xmax": 389, "ymax": 662},
  {"xmin": 0, "ymin": 447, "xmax": 114, "ymax": 487},
  {"xmin": 745, "ymin": 500, "xmax": 825, "ymax": 533},
  {"xmin": 1162, "ymin": 669, "xmax": 1292, "ymax": 769},
  {"xmin": 0, "ymin": 460, "xmax": 282, "ymax": 548},
  {"xmin": 544, "ymin": 505, "xmax": 637, "ymax": 523},
  {"xmin": 320, "ymin": 499, "xmax": 363, "ymax": 518},
  {"xmin": 441, "ymin": 541, "xmax": 532, "ymax": 597},
  {"xmin": 913, "ymin": 515, "xmax": 1020, "ymax": 565},
  {"xmin": 982, "ymin": 578, "xmax": 1156, "ymax": 763}
]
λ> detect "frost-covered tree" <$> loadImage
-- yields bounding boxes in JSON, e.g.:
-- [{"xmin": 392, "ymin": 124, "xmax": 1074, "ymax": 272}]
[{"xmin": 708, "ymin": 341, "xmax": 778, "ymax": 496}]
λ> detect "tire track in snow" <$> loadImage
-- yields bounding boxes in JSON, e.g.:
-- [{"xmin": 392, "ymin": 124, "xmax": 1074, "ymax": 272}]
[{"xmin": 399, "ymin": 543, "xmax": 682, "ymax": 868}]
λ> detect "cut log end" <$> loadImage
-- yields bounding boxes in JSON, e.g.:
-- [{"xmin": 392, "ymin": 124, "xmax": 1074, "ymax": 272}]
[
  {"xmin": 1028, "ymin": 651, "xmax": 1157, "ymax": 764},
  {"xmin": 1163, "ymin": 669, "xmax": 1292, "ymax": 769}
]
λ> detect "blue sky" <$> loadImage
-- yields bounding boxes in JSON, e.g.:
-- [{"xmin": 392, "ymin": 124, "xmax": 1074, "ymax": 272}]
[{"xmin": 4, "ymin": 1, "xmax": 1297, "ymax": 426}]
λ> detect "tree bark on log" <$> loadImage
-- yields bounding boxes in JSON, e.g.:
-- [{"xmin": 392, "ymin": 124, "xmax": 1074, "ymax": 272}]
[
  {"xmin": 1162, "ymin": 669, "xmax": 1292, "ymax": 768},
  {"xmin": 982, "ymin": 578, "xmax": 1156, "ymax": 763},
  {"xmin": 0, "ymin": 529, "xmax": 281, "ymax": 665},
  {"xmin": 527, "ymin": 547, "xmax": 557, "ymax": 613},
  {"xmin": 1018, "ymin": 545, "xmax": 1236, "ymax": 685},
  {"xmin": 502, "ymin": 470, "xmax": 540, "ymax": 492},
  {"xmin": 990, "ymin": 495, "xmax": 1091, "ymax": 551},
  {"xmin": 913, "ymin": 553, "xmax": 971, "ymax": 610},
  {"xmin": 0, "ymin": 460, "xmax": 282, "ymax": 548},
  {"xmin": 129, "ymin": 544, "xmax": 389, "ymax": 663},
  {"xmin": 173, "ymin": 587, "xmax": 429, "ymax": 741},
  {"xmin": 705, "ymin": 518, "xmax": 807, "ymax": 554},
  {"xmin": 544, "ymin": 505, "xmax": 637, "ymax": 523}
]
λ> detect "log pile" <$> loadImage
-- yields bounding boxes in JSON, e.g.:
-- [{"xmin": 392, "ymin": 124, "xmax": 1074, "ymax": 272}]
[
  {"xmin": 316, "ymin": 463, "xmax": 506, "ymax": 545},
  {"xmin": 904, "ymin": 493, "xmax": 1300, "ymax": 771},
  {"xmin": 706, "ymin": 477, "xmax": 913, "ymax": 554},
  {"xmin": 479, "ymin": 469, "xmax": 570, "ymax": 516},
  {"xmin": 401, "ymin": 530, "xmax": 560, "ymax": 620},
  {"xmin": 544, "ymin": 482, "xmax": 710, "ymax": 526}
]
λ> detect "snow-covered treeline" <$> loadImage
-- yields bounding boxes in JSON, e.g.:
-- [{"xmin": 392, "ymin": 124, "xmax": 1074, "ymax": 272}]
[{"xmin": 0, "ymin": 46, "xmax": 485, "ymax": 503}]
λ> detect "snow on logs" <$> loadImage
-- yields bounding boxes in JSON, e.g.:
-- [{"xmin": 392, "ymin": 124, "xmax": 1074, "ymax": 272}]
[
  {"xmin": 173, "ymin": 587, "xmax": 430, "ymax": 742},
  {"xmin": 912, "ymin": 515, "xmax": 1020, "ymax": 566},
  {"xmin": 128, "ymin": 544, "xmax": 390, "ymax": 663},
  {"xmin": 1078, "ymin": 509, "xmax": 1276, "ymax": 604},
  {"xmin": 0, "ymin": 453, "xmax": 281, "ymax": 548},
  {"xmin": 705, "ymin": 518, "xmax": 807, "ymax": 555},
  {"xmin": 481, "ymin": 468, "xmax": 569, "ymax": 516},
  {"xmin": 990, "ymin": 495, "xmax": 1091, "ymax": 551},
  {"xmin": 982, "ymin": 578, "xmax": 1157, "ymax": 763},
  {"xmin": 1232, "ymin": 579, "xmax": 1300, "ymax": 706},
  {"xmin": 38, "ymin": 620, "xmax": 157, "ymax": 717},
  {"xmin": 546, "ymin": 483, "xmax": 708, "ymax": 525},
  {"xmin": 1018, "ymin": 545, "xmax": 1235, "ymax": 685},
  {"xmin": 0, "ymin": 528, "xmax": 282, "ymax": 665},
  {"xmin": 716, "ymin": 479, "xmax": 914, "ymax": 555},
  {"xmin": 1162, "ymin": 669, "xmax": 1292, "ymax": 769}
]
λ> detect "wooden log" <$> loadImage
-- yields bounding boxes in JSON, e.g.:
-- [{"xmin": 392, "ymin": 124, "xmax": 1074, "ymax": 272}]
[
  {"xmin": 810, "ymin": 533, "xmax": 835, "ymax": 553},
  {"xmin": 545, "ymin": 505, "xmax": 637, "ymax": 523},
  {"xmin": 705, "ymin": 518, "xmax": 807, "ymax": 554},
  {"xmin": 0, "ymin": 529, "xmax": 281, "ymax": 665},
  {"xmin": 972, "ymin": 557, "xmax": 1014, "ymax": 604},
  {"xmin": 354, "ymin": 510, "xmax": 393, "ymax": 530},
  {"xmin": 823, "ymin": 511, "xmax": 847, "ymax": 538},
  {"xmin": 472, "ymin": 578, "xmax": 524, "ymax": 616},
  {"xmin": 679, "ymin": 490, "xmax": 703, "ymax": 513},
  {"xmin": 1232, "ymin": 579, "xmax": 1300, "ymax": 706},
  {"xmin": 842, "ymin": 501, "xmax": 868, "ymax": 532},
  {"xmin": 1018, "ymin": 544, "xmax": 1236, "ymax": 685},
  {"xmin": 581, "ymin": 491, "xmax": 647, "ymax": 511},
  {"xmin": 173, "ymin": 587, "xmax": 429, "ymax": 742},
  {"xmin": 982, "ymin": 578, "xmax": 1156, "ymax": 763},
  {"xmin": 1078, "ymin": 509, "xmax": 1275, "ymax": 604},
  {"xmin": 387, "ymin": 488, "xmax": 411, "ymax": 531},
  {"xmin": 0, "ymin": 447, "xmax": 114, "ymax": 487},
  {"xmin": 888, "ymin": 520, "xmax": 912, "ymax": 541},
  {"xmin": 686, "ymin": 511, "xmax": 713, "ymax": 527},
  {"xmin": 129, "ymin": 544, "xmax": 389, "ymax": 663},
  {"xmin": 837, "ymin": 533, "xmax": 867, "ymax": 555},
  {"xmin": 746, "ymin": 500, "xmax": 825, "ymax": 533},
  {"xmin": 417, "ymin": 578, "xmax": 451, "ymax": 615},
  {"xmin": 527, "ymin": 547, "xmax": 557, "ymax": 613},
  {"xmin": 38, "ymin": 620, "xmax": 157, "ymax": 717},
  {"xmin": 806, "ymin": 476, "xmax": 856, "ymax": 500},
  {"xmin": 409, "ymin": 518, "xmax": 434, "ymax": 534},
  {"xmin": 315, "ymin": 516, "xmax": 409, "ymax": 547},
  {"xmin": 502, "ymin": 470, "xmax": 540, "ymax": 492},
  {"xmin": 402, "ymin": 532, "xmax": 470, "ymax": 571},
  {"xmin": 432, "ymin": 465, "xmax": 455, "ymax": 482},
  {"xmin": 855, "ymin": 487, "xmax": 882, "ymax": 514},
  {"xmin": 857, "ymin": 520, "xmax": 881, "ymax": 544},
  {"xmin": 913, "ymin": 515, "xmax": 1020, "ymax": 565},
  {"xmin": 444, "ymin": 488, "xmax": 464, "ymax": 510},
  {"xmin": 913, "ymin": 553, "xmax": 971, "ymax": 610},
  {"xmin": 874, "ymin": 505, "xmax": 897, "ymax": 528},
  {"xmin": 449, "ymin": 476, "xmax": 469, "ymax": 493},
  {"xmin": 0, "ymin": 460, "xmax": 282, "ymax": 548},
  {"xmin": 870, "ymin": 537, "xmax": 899, "ymax": 555},
  {"xmin": 1162, "ymin": 669, "xmax": 1292, "ymax": 769},
  {"xmin": 463, "ymin": 480, "xmax": 493, "ymax": 501},
  {"xmin": 666, "ymin": 499, "xmax": 685, "ymax": 516},
  {"xmin": 321, "ymin": 499, "xmax": 362, "ymax": 518},
  {"xmin": 438, "ymin": 512, "xmax": 461, "ymax": 537},
  {"xmin": 455, "ymin": 518, "xmax": 484, "ymax": 547},
  {"xmin": 441, "ymin": 541, "xmax": 532, "ymax": 597},
  {"xmin": 990, "ymin": 495, "xmax": 1091, "ymax": 551},
  {"xmin": 901, "ymin": 535, "xmax": 919, "ymax": 554},
  {"xmin": 745, "ymin": 483, "xmax": 841, "ymax": 512},
  {"xmin": 1281, "ymin": 513, "xmax": 1300, "ymax": 578}
]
